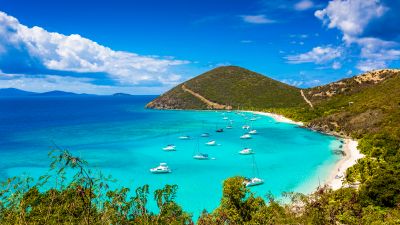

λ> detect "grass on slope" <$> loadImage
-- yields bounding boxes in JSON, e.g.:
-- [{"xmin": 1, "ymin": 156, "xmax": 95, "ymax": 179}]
[
  {"xmin": 275, "ymin": 73, "xmax": 400, "ymax": 138},
  {"xmin": 146, "ymin": 85, "xmax": 207, "ymax": 109},
  {"xmin": 184, "ymin": 66, "xmax": 307, "ymax": 109}
]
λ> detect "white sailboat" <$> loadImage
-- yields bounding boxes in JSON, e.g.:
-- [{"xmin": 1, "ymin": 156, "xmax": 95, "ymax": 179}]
[
  {"xmin": 206, "ymin": 140, "xmax": 216, "ymax": 146},
  {"xmin": 193, "ymin": 153, "xmax": 209, "ymax": 160},
  {"xmin": 162, "ymin": 144, "xmax": 176, "ymax": 151},
  {"xmin": 244, "ymin": 177, "xmax": 264, "ymax": 187},
  {"xmin": 248, "ymin": 129, "xmax": 258, "ymax": 135},
  {"xmin": 150, "ymin": 163, "xmax": 171, "ymax": 174},
  {"xmin": 243, "ymin": 155, "xmax": 264, "ymax": 187},
  {"xmin": 240, "ymin": 134, "xmax": 252, "ymax": 139},
  {"xmin": 179, "ymin": 135, "xmax": 190, "ymax": 140},
  {"xmin": 239, "ymin": 148, "xmax": 254, "ymax": 155},
  {"xmin": 193, "ymin": 138, "xmax": 210, "ymax": 160}
]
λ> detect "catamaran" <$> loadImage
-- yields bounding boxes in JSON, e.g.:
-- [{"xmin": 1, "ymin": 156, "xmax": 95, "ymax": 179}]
[
  {"xmin": 193, "ymin": 153, "xmax": 209, "ymax": 160},
  {"xmin": 193, "ymin": 138, "xmax": 210, "ymax": 160},
  {"xmin": 150, "ymin": 163, "xmax": 171, "ymax": 174},
  {"xmin": 244, "ymin": 177, "xmax": 264, "ymax": 187},
  {"xmin": 248, "ymin": 129, "xmax": 258, "ymax": 134},
  {"xmin": 239, "ymin": 148, "xmax": 254, "ymax": 155},
  {"xmin": 242, "ymin": 125, "xmax": 250, "ymax": 130},
  {"xmin": 240, "ymin": 134, "xmax": 252, "ymax": 139},
  {"xmin": 243, "ymin": 155, "xmax": 264, "ymax": 187},
  {"xmin": 206, "ymin": 140, "xmax": 216, "ymax": 146},
  {"xmin": 162, "ymin": 144, "xmax": 176, "ymax": 151}
]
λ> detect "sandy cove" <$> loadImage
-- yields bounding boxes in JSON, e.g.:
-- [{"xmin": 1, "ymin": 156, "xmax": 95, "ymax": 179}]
[
  {"xmin": 244, "ymin": 111, "xmax": 304, "ymax": 126},
  {"xmin": 248, "ymin": 111, "xmax": 364, "ymax": 190},
  {"xmin": 326, "ymin": 139, "xmax": 364, "ymax": 190}
]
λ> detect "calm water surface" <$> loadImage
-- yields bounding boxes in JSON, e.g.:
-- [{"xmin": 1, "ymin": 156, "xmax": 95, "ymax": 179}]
[{"xmin": 0, "ymin": 96, "xmax": 341, "ymax": 217}]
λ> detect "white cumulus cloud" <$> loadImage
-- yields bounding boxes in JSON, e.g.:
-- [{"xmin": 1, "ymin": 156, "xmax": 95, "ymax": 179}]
[
  {"xmin": 285, "ymin": 46, "xmax": 343, "ymax": 64},
  {"xmin": 0, "ymin": 11, "xmax": 189, "ymax": 86},
  {"xmin": 314, "ymin": 0, "xmax": 400, "ymax": 71}
]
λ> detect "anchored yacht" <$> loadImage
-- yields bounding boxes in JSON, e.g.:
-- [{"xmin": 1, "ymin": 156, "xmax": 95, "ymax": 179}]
[
  {"xmin": 162, "ymin": 144, "xmax": 176, "ymax": 151},
  {"xmin": 239, "ymin": 148, "xmax": 254, "ymax": 155},
  {"xmin": 150, "ymin": 163, "xmax": 171, "ymax": 174}
]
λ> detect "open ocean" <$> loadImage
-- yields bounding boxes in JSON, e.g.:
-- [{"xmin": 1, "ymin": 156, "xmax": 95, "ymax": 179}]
[{"xmin": 0, "ymin": 95, "xmax": 341, "ymax": 217}]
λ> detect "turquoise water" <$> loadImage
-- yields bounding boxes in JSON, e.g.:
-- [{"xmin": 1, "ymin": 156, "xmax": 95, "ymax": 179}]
[{"xmin": 0, "ymin": 96, "xmax": 341, "ymax": 217}]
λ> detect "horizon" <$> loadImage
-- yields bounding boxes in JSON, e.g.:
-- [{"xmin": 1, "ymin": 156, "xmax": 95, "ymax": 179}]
[{"xmin": 0, "ymin": 0, "xmax": 399, "ymax": 95}]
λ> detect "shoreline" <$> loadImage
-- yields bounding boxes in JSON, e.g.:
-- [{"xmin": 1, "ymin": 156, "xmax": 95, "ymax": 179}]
[
  {"xmin": 248, "ymin": 110, "xmax": 364, "ymax": 190},
  {"xmin": 245, "ymin": 111, "xmax": 304, "ymax": 126},
  {"xmin": 325, "ymin": 139, "xmax": 364, "ymax": 190}
]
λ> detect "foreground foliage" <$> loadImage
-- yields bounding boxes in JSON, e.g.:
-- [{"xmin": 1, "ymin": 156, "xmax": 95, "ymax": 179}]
[
  {"xmin": 0, "ymin": 149, "xmax": 193, "ymax": 225},
  {"xmin": 1, "ymin": 150, "xmax": 400, "ymax": 224}
]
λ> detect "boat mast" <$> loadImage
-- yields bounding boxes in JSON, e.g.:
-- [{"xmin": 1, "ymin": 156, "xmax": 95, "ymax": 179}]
[{"xmin": 252, "ymin": 154, "xmax": 260, "ymax": 177}]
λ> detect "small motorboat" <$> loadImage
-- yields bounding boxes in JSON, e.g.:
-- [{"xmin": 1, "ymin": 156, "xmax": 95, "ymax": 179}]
[
  {"xmin": 250, "ymin": 117, "xmax": 257, "ymax": 121},
  {"xmin": 243, "ymin": 177, "xmax": 264, "ymax": 187},
  {"xmin": 150, "ymin": 163, "xmax": 171, "ymax": 174},
  {"xmin": 193, "ymin": 153, "xmax": 209, "ymax": 160},
  {"xmin": 239, "ymin": 148, "xmax": 254, "ymax": 155},
  {"xmin": 242, "ymin": 125, "xmax": 250, "ymax": 130},
  {"xmin": 226, "ymin": 125, "xmax": 233, "ymax": 129},
  {"xmin": 240, "ymin": 134, "xmax": 252, "ymax": 139},
  {"xmin": 223, "ymin": 117, "xmax": 229, "ymax": 120},
  {"xmin": 248, "ymin": 130, "xmax": 257, "ymax": 134},
  {"xmin": 216, "ymin": 128, "xmax": 224, "ymax": 133},
  {"xmin": 162, "ymin": 144, "xmax": 176, "ymax": 151},
  {"xmin": 206, "ymin": 140, "xmax": 216, "ymax": 146},
  {"xmin": 179, "ymin": 135, "xmax": 190, "ymax": 140}
]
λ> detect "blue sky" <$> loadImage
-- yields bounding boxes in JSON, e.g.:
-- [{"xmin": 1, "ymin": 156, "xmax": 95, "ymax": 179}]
[{"xmin": 0, "ymin": 0, "xmax": 399, "ymax": 94}]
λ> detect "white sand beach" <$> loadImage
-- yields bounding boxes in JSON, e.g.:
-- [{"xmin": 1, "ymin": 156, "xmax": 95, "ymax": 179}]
[
  {"xmin": 326, "ymin": 139, "xmax": 364, "ymax": 190},
  {"xmin": 248, "ymin": 110, "xmax": 364, "ymax": 190},
  {"xmin": 246, "ymin": 111, "xmax": 304, "ymax": 126}
]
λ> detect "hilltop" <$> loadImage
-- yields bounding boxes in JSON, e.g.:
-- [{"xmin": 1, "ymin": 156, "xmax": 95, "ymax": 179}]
[
  {"xmin": 0, "ymin": 88, "xmax": 36, "ymax": 97},
  {"xmin": 146, "ymin": 66, "xmax": 307, "ymax": 110}
]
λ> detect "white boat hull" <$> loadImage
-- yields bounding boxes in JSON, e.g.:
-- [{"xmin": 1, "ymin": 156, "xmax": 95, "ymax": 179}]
[
  {"xmin": 239, "ymin": 149, "xmax": 253, "ymax": 155},
  {"xmin": 244, "ymin": 178, "xmax": 264, "ymax": 187},
  {"xmin": 206, "ymin": 141, "xmax": 216, "ymax": 146},
  {"xmin": 150, "ymin": 169, "xmax": 171, "ymax": 174},
  {"xmin": 240, "ymin": 134, "xmax": 252, "ymax": 139},
  {"xmin": 162, "ymin": 146, "xmax": 176, "ymax": 151},
  {"xmin": 193, "ymin": 155, "xmax": 209, "ymax": 160}
]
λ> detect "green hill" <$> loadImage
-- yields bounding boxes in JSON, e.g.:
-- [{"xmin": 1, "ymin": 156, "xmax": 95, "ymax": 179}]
[{"xmin": 146, "ymin": 66, "xmax": 307, "ymax": 110}]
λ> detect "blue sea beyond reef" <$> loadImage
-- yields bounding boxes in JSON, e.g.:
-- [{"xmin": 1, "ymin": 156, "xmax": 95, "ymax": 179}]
[{"xmin": 0, "ymin": 95, "xmax": 341, "ymax": 217}]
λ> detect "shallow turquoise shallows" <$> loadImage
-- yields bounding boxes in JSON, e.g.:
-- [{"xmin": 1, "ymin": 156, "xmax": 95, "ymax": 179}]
[{"xmin": 0, "ymin": 96, "xmax": 341, "ymax": 218}]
